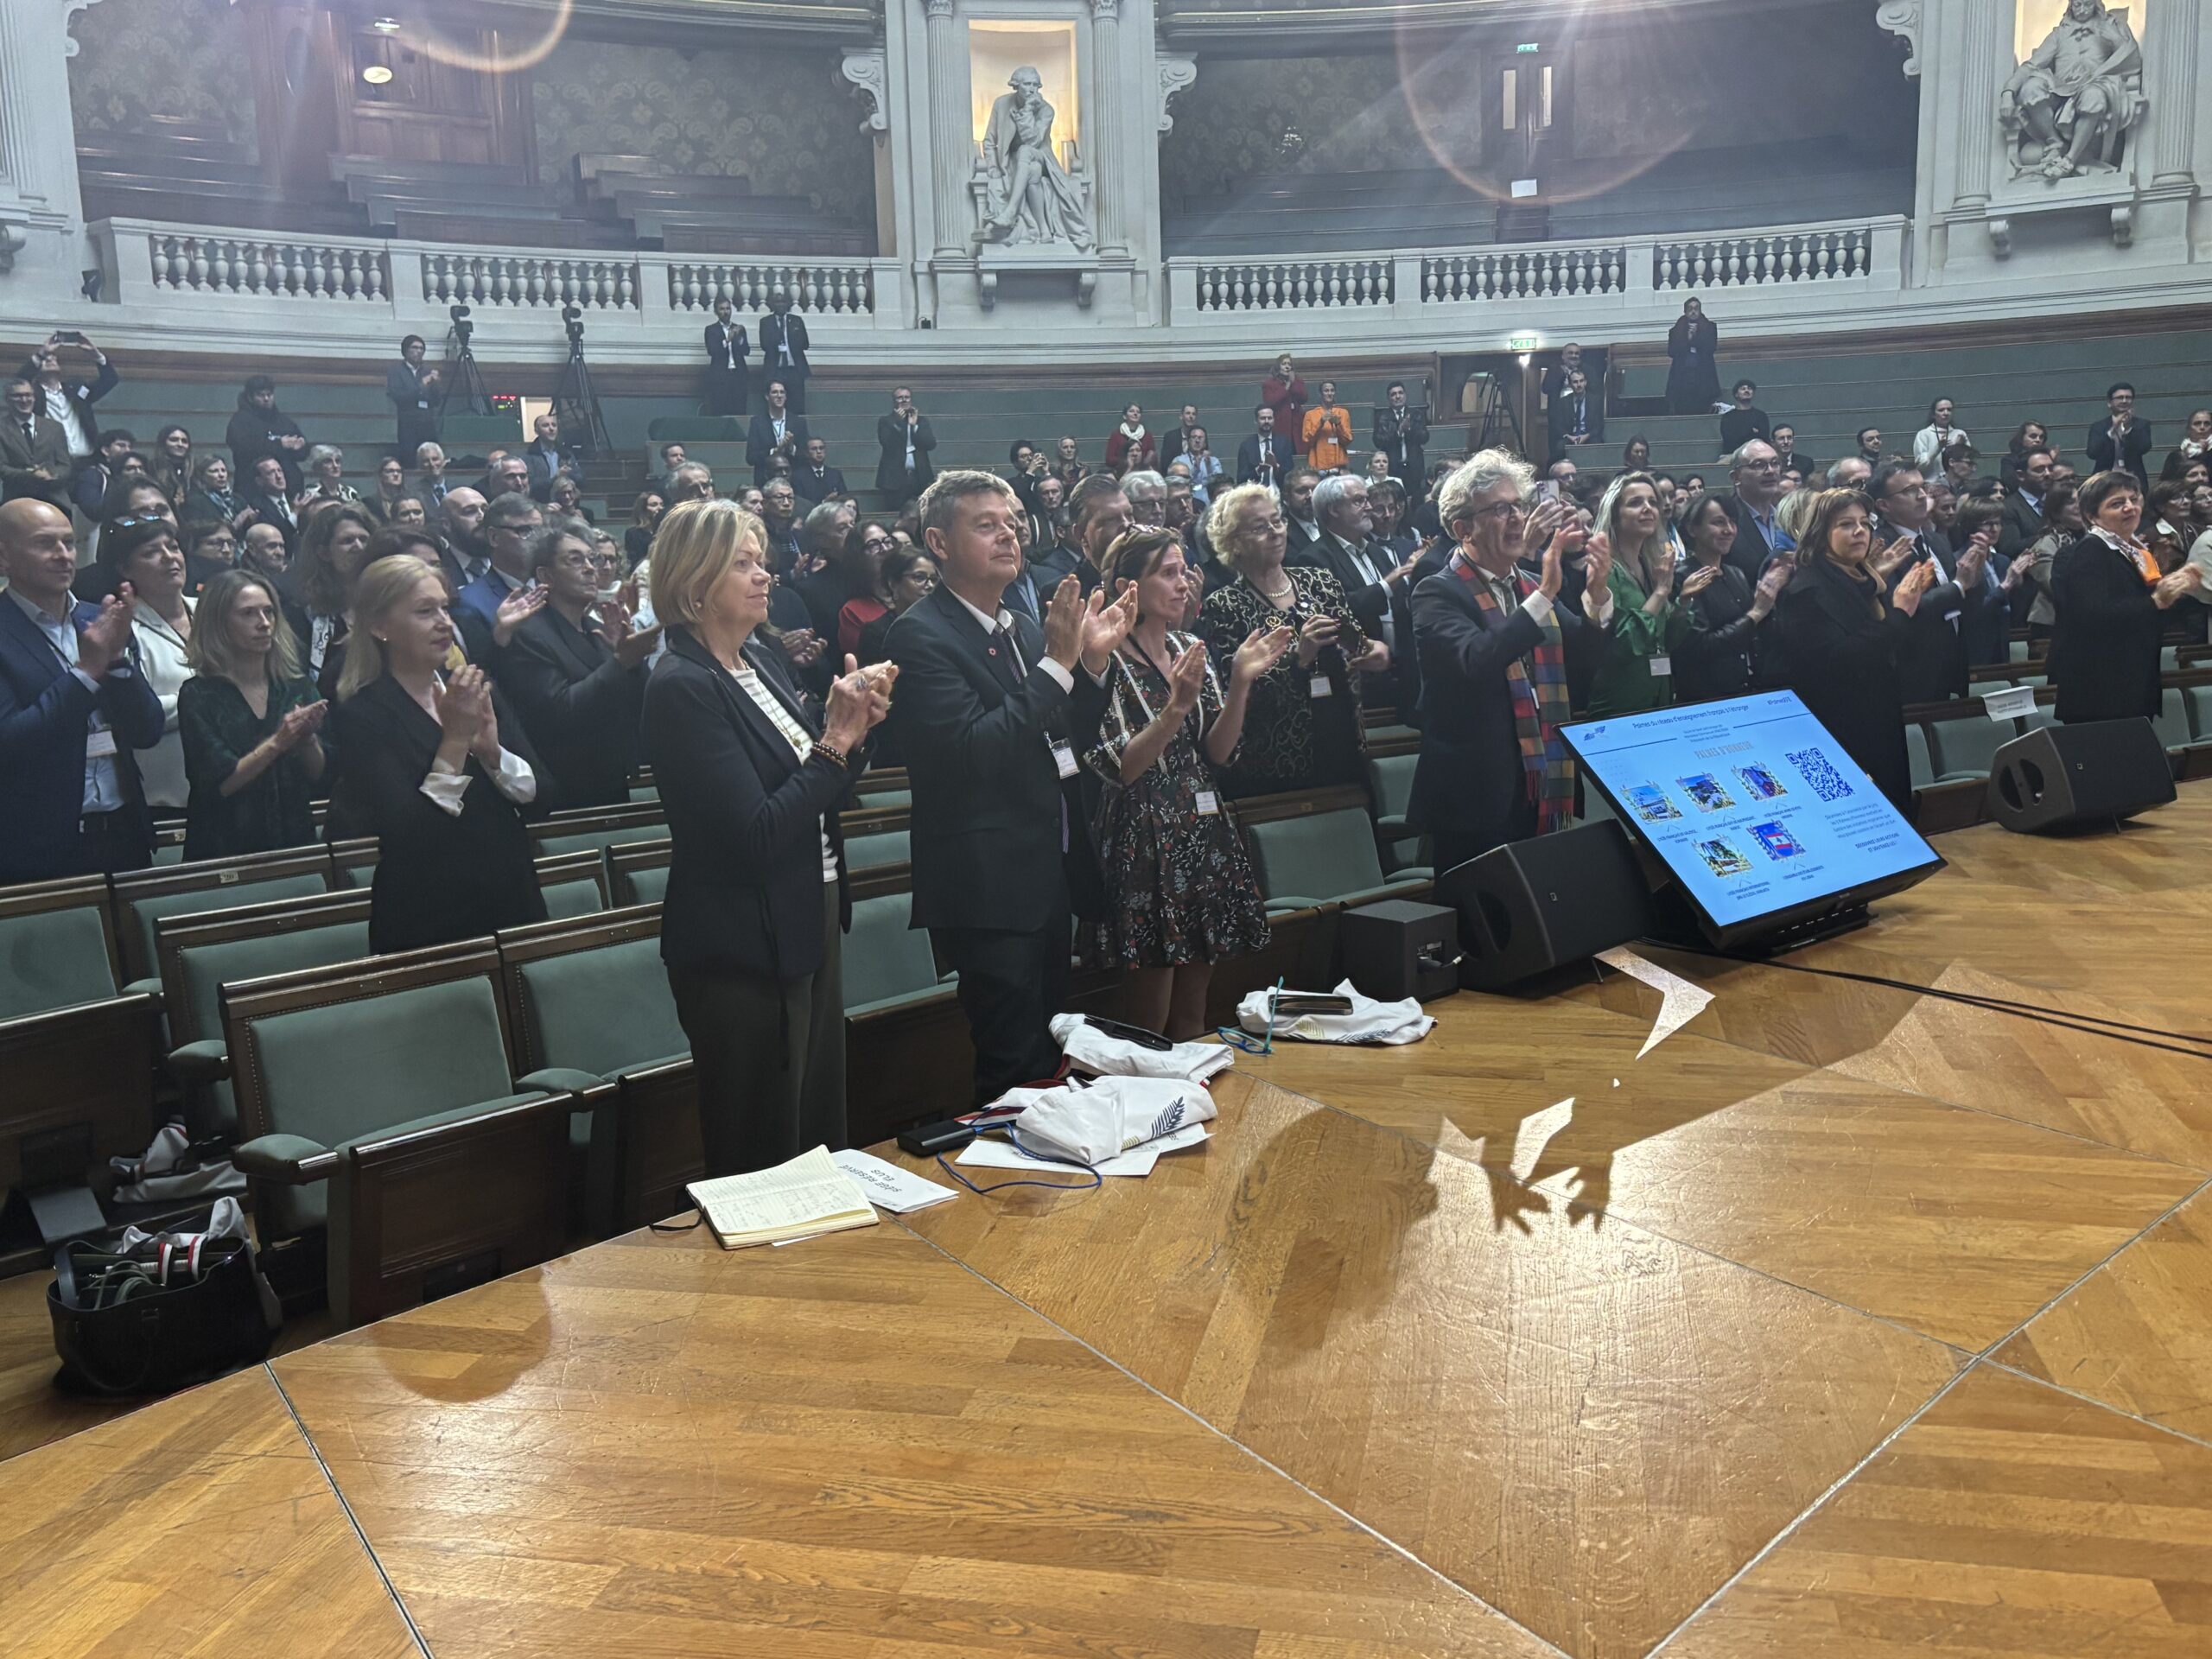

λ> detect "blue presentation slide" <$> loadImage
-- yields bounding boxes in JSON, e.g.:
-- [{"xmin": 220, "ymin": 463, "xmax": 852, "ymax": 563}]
[{"xmin": 1562, "ymin": 691, "xmax": 1942, "ymax": 931}]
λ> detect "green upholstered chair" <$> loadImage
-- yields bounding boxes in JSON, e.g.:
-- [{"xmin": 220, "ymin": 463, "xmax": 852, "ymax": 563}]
[
  {"xmin": 529, "ymin": 804, "xmax": 668, "ymax": 861},
  {"xmin": 843, "ymin": 893, "xmax": 954, "ymax": 1016},
  {"xmin": 499, "ymin": 910, "xmax": 698, "ymax": 1234},
  {"xmin": 1928, "ymin": 712, "xmax": 2018, "ymax": 784},
  {"xmin": 607, "ymin": 841, "xmax": 672, "ymax": 907},
  {"xmin": 224, "ymin": 943, "xmax": 573, "ymax": 1327},
  {"xmin": 110, "ymin": 848, "xmax": 335, "ymax": 991},
  {"xmin": 0, "ymin": 877, "xmax": 156, "ymax": 1211},
  {"xmin": 844, "ymin": 829, "xmax": 911, "ymax": 872},
  {"xmin": 0, "ymin": 877, "xmax": 119, "ymax": 1020},
  {"xmin": 1243, "ymin": 807, "xmax": 1430, "ymax": 917},
  {"xmin": 156, "ymin": 893, "xmax": 374, "ymax": 1140},
  {"xmin": 1366, "ymin": 753, "xmax": 1429, "ymax": 875}
]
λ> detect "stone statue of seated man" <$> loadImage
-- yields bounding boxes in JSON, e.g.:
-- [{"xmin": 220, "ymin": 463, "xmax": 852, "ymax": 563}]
[
  {"xmin": 975, "ymin": 67, "xmax": 1094, "ymax": 251},
  {"xmin": 1999, "ymin": 0, "xmax": 2143, "ymax": 181}
]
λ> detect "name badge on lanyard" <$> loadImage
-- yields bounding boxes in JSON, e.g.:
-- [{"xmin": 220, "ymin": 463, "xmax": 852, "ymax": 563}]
[
  {"xmin": 1309, "ymin": 672, "xmax": 1334, "ymax": 698},
  {"xmin": 1195, "ymin": 789, "xmax": 1220, "ymax": 817},
  {"xmin": 1050, "ymin": 740, "xmax": 1077, "ymax": 779}
]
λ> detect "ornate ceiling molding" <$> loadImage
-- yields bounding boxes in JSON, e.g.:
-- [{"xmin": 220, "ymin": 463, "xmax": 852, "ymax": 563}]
[{"xmin": 1875, "ymin": 0, "xmax": 1920, "ymax": 77}]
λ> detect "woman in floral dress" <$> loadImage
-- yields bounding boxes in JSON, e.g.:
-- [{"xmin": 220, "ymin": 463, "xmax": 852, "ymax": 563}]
[{"xmin": 1084, "ymin": 526, "xmax": 1293, "ymax": 1039}]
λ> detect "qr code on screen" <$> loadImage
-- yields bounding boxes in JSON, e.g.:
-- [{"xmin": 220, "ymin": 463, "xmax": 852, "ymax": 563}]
[{"xmin": 1786, "ymin": 747, "xmax": 1853, "ymax": 803}]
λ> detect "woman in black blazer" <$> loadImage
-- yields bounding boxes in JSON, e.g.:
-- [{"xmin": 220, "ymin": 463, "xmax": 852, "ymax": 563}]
[
  {"xmin": 1765, "ymin": 489, "xmax": 1936, "ymax": 813},
  {"xmin": 329, "ymin": 556, "xmax": 548, "ymax": 954},
  {"xmin": 641, "ymin": 498, "xmax": 893, "ymax": 1179},
  {"xmin": 1672, "ymin": 490, "xmax": 1789, "ymax": 702},
  {"xmin": 2051, "ymin": 469, "xmax": 2203, "ymax": 724}
]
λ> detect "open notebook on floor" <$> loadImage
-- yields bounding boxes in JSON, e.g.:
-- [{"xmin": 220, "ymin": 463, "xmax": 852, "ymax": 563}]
[{"xmin": 684, "ymin": 1145, "xmax": 879, "ymax": 1249}]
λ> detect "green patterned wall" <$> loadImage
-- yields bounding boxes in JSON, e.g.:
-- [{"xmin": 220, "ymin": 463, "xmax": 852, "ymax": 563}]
[
  {"xmin": 67, "ymin": 0, "xmax": 259, "ymax": 153},
  {"xmin": 531, "ymin": 40, "xmax": 875, "ymax": 225}
]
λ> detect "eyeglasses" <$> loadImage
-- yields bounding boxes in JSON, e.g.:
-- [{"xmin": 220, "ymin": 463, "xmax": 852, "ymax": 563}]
[
  {"xmin": 1739, "ymin": 459, "xmax": 1783, "ymax": 473},
  {"xmin": 1471, "ymin": 499, "xmax": 1529, "ymax": 523}
]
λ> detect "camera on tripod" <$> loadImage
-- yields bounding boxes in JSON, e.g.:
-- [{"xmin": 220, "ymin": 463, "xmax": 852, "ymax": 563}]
[
  {"xmin": 562, "ymin": 302, "xmax": 586, "ymax": 346},
  {"xmin": 448, "ymin": 302, "xmax": 474, "ymax": 349}
]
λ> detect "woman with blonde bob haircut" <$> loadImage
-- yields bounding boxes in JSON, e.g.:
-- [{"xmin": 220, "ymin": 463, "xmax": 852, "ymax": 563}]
[
  {"xmin": 330, "ymin": 556, "xmax": 548, "ymax": 952},
  {"xmin": 643, "ymin": 498, "xmax": 895, "ymax": 1179}
]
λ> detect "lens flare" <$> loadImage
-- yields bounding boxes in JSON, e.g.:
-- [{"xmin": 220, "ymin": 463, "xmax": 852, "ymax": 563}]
[{"xmin": 409, "ymin": 0, "xmax": 575, "ymax": 76}]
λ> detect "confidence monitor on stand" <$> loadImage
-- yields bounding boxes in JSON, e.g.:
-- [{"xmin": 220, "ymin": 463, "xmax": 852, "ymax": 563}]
[{"xmin": 1560, "ymin": 690, "xmax": 1946, "ymax": 955}]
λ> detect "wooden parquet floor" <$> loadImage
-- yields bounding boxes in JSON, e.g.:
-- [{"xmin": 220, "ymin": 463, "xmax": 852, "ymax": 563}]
[{"xmin": 9, "ymin": 798, "xmax": 2212, "ymax": 1657}]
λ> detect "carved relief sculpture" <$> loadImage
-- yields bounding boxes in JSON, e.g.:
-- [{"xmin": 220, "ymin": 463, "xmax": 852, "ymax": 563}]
[
  {"xmin": 974, "ymin": 67, "xmax": 1094, "ymax": 251},
  {"xmin": 1999, "ymin": 0, "xmax": 2144, "ymax": 181}
]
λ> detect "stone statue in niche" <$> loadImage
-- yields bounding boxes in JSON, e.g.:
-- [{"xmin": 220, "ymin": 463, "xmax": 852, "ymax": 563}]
[
  {"xmin": 1999, "ymin": 0, "xmax": 2144, "ymax": 181},
  {"xmin": 975, "ymin": 66, "xmax": 1094, "ymax": 251}
]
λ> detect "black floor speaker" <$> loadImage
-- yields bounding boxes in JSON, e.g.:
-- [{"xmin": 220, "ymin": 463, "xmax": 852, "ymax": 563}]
[
  {"xmin": 1340, "ymin": 899, "xmax": 1461, "ymax": 1002},
  {"xmin": 1986, "ymin": 716, "xmax": 2174, "ymax": 833},
  {"xmin": 1433, "ymin": 820, "xmax": 1655, "ymax": 990}
]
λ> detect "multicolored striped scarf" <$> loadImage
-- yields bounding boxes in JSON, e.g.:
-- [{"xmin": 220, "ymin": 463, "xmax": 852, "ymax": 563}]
[{"xmin": 1449, "ymin": 550, "xmax": 1575, "ymax": 832}]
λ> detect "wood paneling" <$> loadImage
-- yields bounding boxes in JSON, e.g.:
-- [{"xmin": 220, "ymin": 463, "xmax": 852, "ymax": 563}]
[
  {"xmin": 1665, "ymin": 1366, "xmax": 2212, "ymax": 1657},
  {"xmin": 896, "ymin": 1077, "xmax": 1959, "ymax": 1659},
  {"xmin": 276, "ymin": 1224, "xmax": 1548, "ymax": 1659},
  {"xmin": 0, "ymin": 1367, "xmax": 413, "ymax": 1657}
]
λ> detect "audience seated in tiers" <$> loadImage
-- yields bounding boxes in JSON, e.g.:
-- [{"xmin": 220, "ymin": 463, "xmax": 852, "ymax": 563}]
[
  {"xmin": 874, "ymin": 385, "xmax": 936, "ymax": 504},
  {"xmin": 0, "ymin": 498, "xmax": 162, "ymax": 881},
  {"xmin": 1083, "ymin": 525, "xmax": 1284, "ymax": 1039}
]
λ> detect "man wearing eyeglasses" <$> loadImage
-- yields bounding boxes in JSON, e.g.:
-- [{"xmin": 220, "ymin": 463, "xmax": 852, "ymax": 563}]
[
  {"xmin": 1871, "ymin": 458, "xmax": 1991, "ymax": 703},
  {"xmin": 1409, "ymin": 451, "xmax": 1619, "ymax": 870},
  {"xmin": 0, "ymin": 378, "xmax": 73, "ymax": 509},
  {"xmin": 1720, "ymin": 440, "xmax": 1792, "ymax": 585}
]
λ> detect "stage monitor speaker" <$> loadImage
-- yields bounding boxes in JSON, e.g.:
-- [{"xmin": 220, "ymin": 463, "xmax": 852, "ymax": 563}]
[
  {"xmin": 1986, "ymin": 716, "xmax": 2173, "ymax": 833},
  {"xmin": 1340, "ymin": 899, "xmax": 1461, "ymax": 1003},
  {"xmin": 1434, "ymin": 821, "xmax": 1654, "ymax": 990}
]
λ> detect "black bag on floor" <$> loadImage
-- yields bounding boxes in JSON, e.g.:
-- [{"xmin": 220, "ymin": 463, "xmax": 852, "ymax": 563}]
[{"xmin": 47, "ymin": 1200, "xmax": 282, "ymax": 1396}]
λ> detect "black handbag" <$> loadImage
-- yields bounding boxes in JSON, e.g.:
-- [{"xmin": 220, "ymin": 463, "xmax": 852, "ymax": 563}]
[{"xmin": 47, "ymin": 1211, "xmax": 282, "ymax": 1397}]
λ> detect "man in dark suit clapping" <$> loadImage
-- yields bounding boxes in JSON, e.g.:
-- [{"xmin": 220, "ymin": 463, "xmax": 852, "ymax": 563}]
[
  {"xmin": 758, "ymin": 292, "xmax": 811, "ymax": 413},
  {"xmin": 887, "ymin": 470, "xmax": 1137, "ymax": 1103},
  {"xmin": 702, "ymin": 296, "xmax": 751, "ymax": 416}
]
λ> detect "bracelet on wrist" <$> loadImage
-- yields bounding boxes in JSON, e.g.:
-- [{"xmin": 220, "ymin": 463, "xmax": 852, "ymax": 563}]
[{"xmin": 810, "ymin": 740, "xmax": 850, "ymax": 770}]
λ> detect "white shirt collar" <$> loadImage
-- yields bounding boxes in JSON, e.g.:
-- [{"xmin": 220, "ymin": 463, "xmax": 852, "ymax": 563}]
[{"xmin": 950, "ymin": 587, "xmax": 1013, "ymax": 636}]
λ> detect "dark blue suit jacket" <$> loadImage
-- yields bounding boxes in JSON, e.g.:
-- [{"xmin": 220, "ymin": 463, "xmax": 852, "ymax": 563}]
[{"xmin": 0, "ymin": 595, "xmax": 163, "ymax": 882}]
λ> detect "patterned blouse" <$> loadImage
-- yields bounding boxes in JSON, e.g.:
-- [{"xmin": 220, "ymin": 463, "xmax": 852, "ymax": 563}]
[{"xmin": 1197, "ymin": 563, "xmax": 1369, "ymax": 797}]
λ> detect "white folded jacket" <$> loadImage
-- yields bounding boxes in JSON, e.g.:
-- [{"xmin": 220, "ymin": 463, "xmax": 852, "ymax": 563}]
[
  {"xmin": 1236, "ymin": 979, "xmax": 1435, "ymax": 1046},
  {"xmin": 1049, "ymin": 1014, "xmax": 1236, "ymax": 1083}
]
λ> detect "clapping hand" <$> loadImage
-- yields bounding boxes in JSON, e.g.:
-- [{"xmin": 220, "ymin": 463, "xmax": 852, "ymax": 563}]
[
  {"xmin": 432, "ymin": 664, "xmax": 488, "ymax": 748},
  {"xmin": 1078, "ymin": 583, "xmax": 1141, "ymax": 674},
  {"xmin": 492, "ymin": 582, "xmax": 548, "ymax": 648},
  {"xmin": 2000, "ymin": 553, "xmax": 2031, "ymax": 592},
  {"xmin": 1954, "ymin": 531, "xmax": 1993, "ymax": 587},
  {"xmin": 595, "ymin": 604, "xmax": 663, "ymax": 668},
  {"xmin": 1869, "ymin": 536, "xmax": 1915, "ymax": 580},
  {"xmin": 1892, "ymin": 559, "xmax": 1937, "ymax": 616},
  {"xmin": 76, "ymin": 588, "xmax": 136, "ymax": 679},
  {"xmin": 822, "ymin": 654, "xmax": 896, "ymax": 751},
  {"xmin": 1520, "ymin": 497, "xmax": 1571, "ymax": 568},
  {"xmin": 1750, "ymin": 561, "xmax": 1793, "ymax": 619},
  {"xmin": 1678, "ymin": 565, "xmax": 1722, "ymax": 599},
  {"xmin": 1162, "ymin": 643, "xmax": 1208, "ymax": 717},
  {"xmin": 1580, "ymin": 530, "xmax": 1614, "ymax": 599},
  {"xmin": 273, "ymin": 700, "xmax": 327, "ymax": 753},
  {"xmin": 1231, "ymin": 623, "xmax": 1294, "ymax": 685},
  {"xmin": 782, "ymin": 626, "xmax": 825, "ymax": 668},
  {"xmin": 2154, "ymin": 565, "xmax": 2203, "ymax": 611}
]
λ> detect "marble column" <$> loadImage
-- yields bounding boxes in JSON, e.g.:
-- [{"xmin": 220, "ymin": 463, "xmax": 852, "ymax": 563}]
[
  {"xmin": 2146, "ymin": 0, "xmax": 2200, "ymax": 188},
  {"xmin": 924, "ymin": 0, "xmax": 968, "ymax": 261},
  {"xmin": 1948, "ymin": 1, "xmax": 2003, "ymax": 207},
  {"xmin": 1088, "ymin": 0, "xmax": 1126, "ymax": 258},
  {"xmin": 0, "ymin": 1, "xmax": 94, "ymax": 293}
]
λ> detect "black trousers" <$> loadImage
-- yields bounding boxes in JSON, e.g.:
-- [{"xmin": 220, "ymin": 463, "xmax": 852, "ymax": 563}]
[
  {"xmin": 1430, "ymin": 791, "xmax": 1539, "ymax": 879},
  {"xmin": 668, "ymin": 884, "xmax": 846, "ymax": 1179},
  {"xmin": 75, "ymin": 809, "xmax": 152, "ymax": 877},
  {"xmin": 932, "ymin": 913, "xmax": 1071, "ymax": 1105}
]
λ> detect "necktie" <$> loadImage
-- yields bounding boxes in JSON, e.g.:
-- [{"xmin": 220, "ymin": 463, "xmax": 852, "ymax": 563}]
[{"xmin": 21, "ymin": 419, "xmax": 33, "ymax": 443}]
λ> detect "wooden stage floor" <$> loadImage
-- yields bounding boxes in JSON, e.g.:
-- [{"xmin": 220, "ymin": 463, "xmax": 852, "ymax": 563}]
[{"xmin": 8, "ymin": 794, "xmax": 2212, "ymax": 1657}]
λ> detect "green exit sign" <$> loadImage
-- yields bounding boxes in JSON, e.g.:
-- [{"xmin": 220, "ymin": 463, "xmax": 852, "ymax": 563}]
[
  {"xmin": 1509, "ymin": 334, "xmax": 1540, "ymax": 352},
  {"xmin": 1516, "ymin": 42, "xmax": 1540, "ymax": 53}
]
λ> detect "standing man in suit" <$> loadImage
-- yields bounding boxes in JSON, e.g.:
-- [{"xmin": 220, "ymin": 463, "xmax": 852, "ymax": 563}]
[
  {"xmin": 874, "ymin": 385, "xmax": 938, "ymax": 505},
  {"xmin": 1302, "ymin": 474, "xmax": 1418, "ymax": 717},
  {"xmin": 1999, "ymin": 445, "xmax": 2055, "ymax": 563},
  {"xmin": 523, "ymin": 414, "xmax": 579, "ymax": 504},
  {"xmin": 1280, "ymin": 465, "xmax": 1323, "ymax": 562},
  {"xmin": 887, "ymin": 470, "xmax": 1136, "ymax": 1103},
  {"xmin": 385, "ymin": 334, "xmax": 442, "ymax": 461},
  {"xmin": 1236, "ymin": 406, "xmax": 1294, "ymax": 490},
  {"xmin": 1373, "ymin": 382, "xmax": 1429, "ymax": 486},
  {"xmin": 1871, "ymin": 459, "xmax": 1992, "ymax": 702},
  {"xmin": 2088, "ymin": 381, "xmax": 2153, "ymax": 486},
  {"xmin": 702, "ymin": 296, "xmax": 751, "ymax": 417},
  {"xmin": 793, "ymin": 436, "xmax": 848, "ymax": 505},
  {"xmin": 1, "ymin": 378, "xmax": 73, "ymax": 508},
  {"xmin": 1720, "ymin": 440, "xmax": 1792, "ymax": 584},
  {"xmin": 1547, "ymin": 368, "xmax": 1604, "ymax": 466},
  {"xmin": 1408, "ymin": 452, "xmax": 1618, "ymax": 871},
  {"xmin": 21, "ymin": 334, "xmax": 118, "ymax": 479},
  {"xmin": 0, "ymin": 499, "xmax": 164, "ymax": 882},
  {"xmin": 758, "ymin": 291, "xmax": 811, "ymax": 414},
  {"xmin": 747, "ymin": 382, "xmax": 808, "ymax": 486}
]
